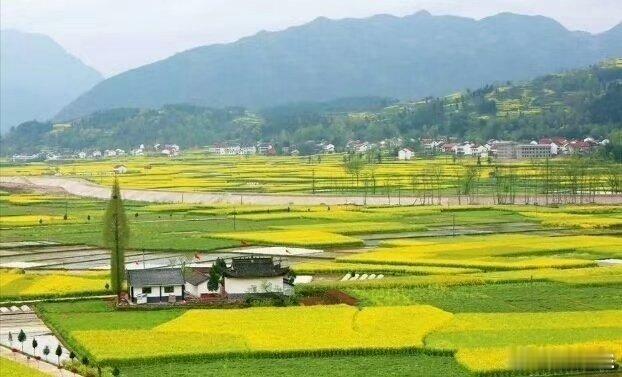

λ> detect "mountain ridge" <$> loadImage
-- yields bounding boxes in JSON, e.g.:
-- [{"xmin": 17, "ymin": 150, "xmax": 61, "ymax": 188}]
[
  {"xmin": 4, "ymin": 59, "xmax": 621, "ymax": 155},
  {"xmin": 0, "ymin": 29, "xmax": 103, "ymax": 134},
  {"xmin": 55, "ymin": 12, "xmax": 622, "ymax": 121}
]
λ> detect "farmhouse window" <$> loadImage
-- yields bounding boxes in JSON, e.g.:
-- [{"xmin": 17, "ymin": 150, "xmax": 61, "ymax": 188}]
[
  {"xmin": 142, "ymin": 287, "xmax": 152, "ymax": 294},
  {"xmin": 164, "ymin": 286, "xmax": 174, "ymax": 293}
]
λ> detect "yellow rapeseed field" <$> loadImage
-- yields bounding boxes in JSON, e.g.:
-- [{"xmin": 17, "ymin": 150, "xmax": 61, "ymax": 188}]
[
  {"xmin": 291, "ymin": 261, "xmax": 479, "ymax": 275},
  {"xmin": 72, "ymin": 305, "xmax": 453, "ymax": 362},
  {"xmin": 0, "ymin": 272, "xmax": 23, "ymax": 288},
  {"xmin": 0, "ymin": 271, "xmax": 109, "ymax": 298},
  {"xmin": 0, "ymin": 215, "xmax": 73, "ymax": 227},
  {"xmin": 424, "ymin": 310, "xmax": 622, "ymax": 353},
  {"xmin": 340, "ymin": 234, "xmax": 620, "ymax": 270},
  {"xmin": 455, "ymin": 342, "xmax": 622, "ymax": 373},
  {"xmin": 313, "ymin": 266, "xmax": 622, "ymax": 290},
  {"xmin": 342, "ymin": 252, "xmax": 594, "ymax": 270},
  {"xmin": 433, "ymin": 310, "xmax": 622, "ymax": 333},
  {"xmin": 0, "ymin": 357, "xmax": 49, "ymax": 377},
  {"xmin": 271, "ymin": 221, "xmax": 426, "ymax": 235},
  {"xmin": 71, "ymin": 331, "xmax": 248, "ymax": 360},
  {"xmin": 520, "ymin": 211, "xmax": 622, "ymax": 229},
  {"xmin": 19, "ymin": 274, "xmax": 109, "ymax": 296}
]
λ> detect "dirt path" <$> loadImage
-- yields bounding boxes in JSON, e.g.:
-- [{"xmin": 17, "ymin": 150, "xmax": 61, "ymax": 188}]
[
  {"xmin": 2, "ymin": 176, "xmax": 621, "ymax": 206},
  {"xmin": 1, "ymin": 346, "xmax": 80, "ymax": 377},
  {"xmin": 0, "ymin": 305, "xmax": 79, "ymax": 376}
]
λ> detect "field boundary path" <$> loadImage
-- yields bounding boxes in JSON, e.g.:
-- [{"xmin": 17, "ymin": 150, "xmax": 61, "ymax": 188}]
[
  {"xmin": 0, "ymin": 295, "xmax": 115, "ymax": 307},
  {"xmin": 2, "ymin": 176, "xmax": 622, "ymax": 205},
  {"xmin": 0, "ymin": 346, "xmax": 80, "ymax": 376},
  {"xmin": 0, "ymin": 305, "xmax": 74, "ymax": 369}
]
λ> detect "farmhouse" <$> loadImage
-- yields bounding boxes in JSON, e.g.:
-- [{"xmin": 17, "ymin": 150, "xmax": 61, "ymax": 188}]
[
  {"xmin": 113, "ymin": 164, "xmax": 128, "ymax": 174},
  {"xmin": 184, "ymin": 269, "xmax": 220, "ymax": 297},
  {"xmin": 127, "ymin": 268, "xmax": 185, "ymax": 304},
  {"xmin": 322, "ymin": 143, "xmax": 335, "ymax": 153},
  {"xmin": 397, "ymin": 148, "xmax": 413, "ymax": 160},
  {"xmin": 223, "ymin": 256, "xmax": 289, "ymax": 296}
]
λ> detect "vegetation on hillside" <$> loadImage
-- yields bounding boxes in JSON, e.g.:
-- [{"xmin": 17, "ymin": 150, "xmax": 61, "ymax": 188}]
[
  {"xmin": 2, "ymin": 61, "xmax": 621, "ymax": 156},
  {"xmin": 55, "ymin": 12, "xmax": 622, "ymax": 120}
]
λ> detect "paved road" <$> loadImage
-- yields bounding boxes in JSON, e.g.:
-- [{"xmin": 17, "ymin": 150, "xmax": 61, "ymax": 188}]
[{"xmin": 2, "ymin": 176, "xmax": 621, "ymax": 205}]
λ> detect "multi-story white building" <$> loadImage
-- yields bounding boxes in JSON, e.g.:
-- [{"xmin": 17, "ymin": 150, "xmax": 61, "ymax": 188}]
[
  {"xmin": 516, "ymin": 144, "xmax": 552, "ymax": 159},
  {"xmin": 493, "ymin": 141, "xmax": 518, "ymax": 159}
]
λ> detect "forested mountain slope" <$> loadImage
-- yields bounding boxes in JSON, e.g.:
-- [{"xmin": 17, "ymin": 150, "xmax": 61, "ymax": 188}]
[
  {"xmin": 0, "ymin": 30, "xmax": 102, "ymax": 134},
  {"xmin": 55, "ymin": 12, "xmax": 622, "ymax": 120},
  {"xmin": 2, "ymin": 61, "xmax": 621, "ymax": 155}
]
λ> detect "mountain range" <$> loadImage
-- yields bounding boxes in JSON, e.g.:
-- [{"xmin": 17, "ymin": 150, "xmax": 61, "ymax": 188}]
[
  {"xmin": 4, "ymin": 60, "xmax": 621, "ymax": 156},
  {"xmin": 0, "ymin": 29, "xmax": 103, "ymax": 134},
  {"xmin": 55, "ymin": 11, "xmax": 622, "ymax": 121}
]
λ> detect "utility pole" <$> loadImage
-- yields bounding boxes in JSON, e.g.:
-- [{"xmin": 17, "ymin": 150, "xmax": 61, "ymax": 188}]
[
  {"xmin": 452, "ymin": 213, "xmax": 456, "ymax": 237},
  {"xmin": 233, "ymin": 209, "xmax": 237, "ymax": 231}
]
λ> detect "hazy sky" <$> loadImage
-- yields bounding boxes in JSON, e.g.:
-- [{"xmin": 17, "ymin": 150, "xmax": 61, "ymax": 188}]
[{"xmin": 2, "ymin": 0, "xmax": 621, "ymax": 77}]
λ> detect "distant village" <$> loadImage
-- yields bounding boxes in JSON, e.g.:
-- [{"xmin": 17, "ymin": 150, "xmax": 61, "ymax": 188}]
[
  {"xmin": 11, "ymin": 143, "xmax": 181, "ymax": 163},
  {"xmin": 11, "ymin": 136, "xmax": 610, "ymax": 164}
]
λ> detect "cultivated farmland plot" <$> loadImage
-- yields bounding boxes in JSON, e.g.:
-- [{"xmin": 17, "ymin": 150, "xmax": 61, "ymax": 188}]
[
  {"xmin": 0, "ymin": 179, "xmax": 621, "ymax": 376},
  {"xmin": 2, "ymin": 154, "xmax": 621, "ymax": 203}
]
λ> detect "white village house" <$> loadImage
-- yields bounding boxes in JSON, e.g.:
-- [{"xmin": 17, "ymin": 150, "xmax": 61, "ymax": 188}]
[
  {"xmin": 184, "ymin": 269, "xmax": 220, "ymax": 298},
  {"xmin": 113, "ymin": 164, "xmax": 128, "ymax": 174},
  {"xmin": 397, "ymin": 148, "xmax": 414, "ymax": 160},
  {"xmin": 127, "ymin": 268, "xmax": 185, "ymax": 304},
  {"xmin": 223, "ymin": 256, "xmax": 290, "ymax": 296}
]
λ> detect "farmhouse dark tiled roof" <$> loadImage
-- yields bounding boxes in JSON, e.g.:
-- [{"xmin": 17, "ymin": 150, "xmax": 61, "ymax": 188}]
[
  {"xmin": 224, "ymin": 256, "xmax": 289, "ymax": 278},
  {"xmin": 184, "ymin": 269, "xmax": 209, "ymax": 286},
  {"xmin": 127, "ymin": 268, "xmax": 184, "ymax": 286}
]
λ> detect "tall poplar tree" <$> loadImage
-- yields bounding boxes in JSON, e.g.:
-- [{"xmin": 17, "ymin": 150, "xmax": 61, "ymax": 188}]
[{"xmin": 103, "ymin": 178, "xmax": 129, "ymax": 299}]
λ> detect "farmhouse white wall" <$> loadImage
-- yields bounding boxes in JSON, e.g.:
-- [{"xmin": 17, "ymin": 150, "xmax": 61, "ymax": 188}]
[
  {"xmin": 224, "ymin": 277, "xmax": 283, "ymax": 294},
  {"xmin": 184, "ymin": 282, "xmax": 220, "ymax": 296},
  {"xmin": 131, "ymin": 285, "xmax": 183, "ymax": 298}
]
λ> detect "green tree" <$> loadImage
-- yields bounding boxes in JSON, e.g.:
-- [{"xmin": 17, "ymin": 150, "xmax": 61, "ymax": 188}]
[
  {"xmin": 17, "ymin": 329, "xmax": 26, "ymax": 351},
  {"xmin": 208, "ymin": 258, "xmax": 226, "ymax": 292},
  {"xmin": 43, "ymin": 345, "xmax": 50, "ymax": 361},
  {"xmin": 343, "ymin": 153, "xmax": 366, "ymax": 187},
  {"xmin": 31, "ymin": 338, "xmax": 38, "ymax": 356},
  {"xmin": 69, "ymin": 351, "xmax": 76, "ymax": 361},
  {"xmin": 103, "ymin": 178, "xmax": 129, "ymax": 299}
]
